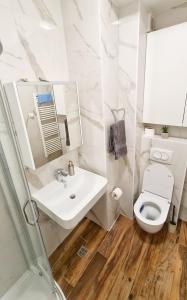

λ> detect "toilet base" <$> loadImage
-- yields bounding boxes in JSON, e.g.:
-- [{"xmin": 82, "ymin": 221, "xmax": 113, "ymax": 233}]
[{"xmin": 135, "ymin": 217, "xmax": 164, "ymax": 234}]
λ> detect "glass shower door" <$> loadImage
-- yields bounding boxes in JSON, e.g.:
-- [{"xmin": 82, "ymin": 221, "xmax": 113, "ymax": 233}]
[{"xmin": 0, "ymin": 84, "xmax": 65, "ymax": 300}]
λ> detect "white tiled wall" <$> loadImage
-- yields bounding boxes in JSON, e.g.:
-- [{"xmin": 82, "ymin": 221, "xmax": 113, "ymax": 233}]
[
  {"xmin": 61, "ymin": 0, "xmax": 149, "ymax": 226},
  {"xmin": 0, "ymin": 0, "xmax": 78, "ymax": 260}
]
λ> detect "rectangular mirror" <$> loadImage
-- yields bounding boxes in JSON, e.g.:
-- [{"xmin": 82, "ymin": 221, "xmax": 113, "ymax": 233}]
[{"xmin": 4, "ymin": 81, "xmax": 82, "ymax": 169}]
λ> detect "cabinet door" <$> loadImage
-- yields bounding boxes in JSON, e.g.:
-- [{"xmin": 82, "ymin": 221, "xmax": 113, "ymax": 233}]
[{"xmin": 143, "ymin": 22, "xmax": 187, "ymax": 126}]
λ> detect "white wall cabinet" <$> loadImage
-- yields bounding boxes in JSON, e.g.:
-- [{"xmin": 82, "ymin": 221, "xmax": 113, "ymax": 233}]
[{"xmin": 143, "ymin": 22, "xmax": 187, "ymax": 127}]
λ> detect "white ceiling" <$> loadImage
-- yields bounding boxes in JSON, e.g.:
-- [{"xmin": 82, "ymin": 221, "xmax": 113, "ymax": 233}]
[{"xmin": 113, "ymin": 0, "xmax": 187, "ymax": 14}]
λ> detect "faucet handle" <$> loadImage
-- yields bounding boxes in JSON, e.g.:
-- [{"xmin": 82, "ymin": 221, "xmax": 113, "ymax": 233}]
[
  {"xmin": 60, "ymin": 169, "xmax": 68, "ymax": 177},
  {"xmin": 55, "ymin": 168, "xmax": 68, "ymax": 181}
]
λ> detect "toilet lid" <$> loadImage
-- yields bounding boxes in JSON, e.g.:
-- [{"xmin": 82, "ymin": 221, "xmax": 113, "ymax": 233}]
[{"xmin": 142, "ymin": 163, "xmax": 174, "ymax": 200}]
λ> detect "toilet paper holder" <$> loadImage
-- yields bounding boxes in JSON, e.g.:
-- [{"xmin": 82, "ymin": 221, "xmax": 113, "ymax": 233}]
[{"xmin": 111, "ymin": 187, "xmax": 123, "ymax": 200}]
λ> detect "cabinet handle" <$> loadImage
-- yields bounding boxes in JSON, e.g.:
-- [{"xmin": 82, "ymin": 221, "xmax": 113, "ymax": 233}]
[{"xmin": 182, "ymin": 94, "xmax": 187, "ymax": 125}]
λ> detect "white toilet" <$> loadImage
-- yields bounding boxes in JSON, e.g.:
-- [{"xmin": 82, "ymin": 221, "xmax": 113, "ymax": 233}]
[{"xmin": 134, "ymin": 163, "xmax": 174, "ymax": 234}]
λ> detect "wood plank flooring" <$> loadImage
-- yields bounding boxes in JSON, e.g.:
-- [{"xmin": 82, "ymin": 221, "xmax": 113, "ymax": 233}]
[{"xmin": 49, "ymin": 215, "xmax": 187, "ymax": 300}]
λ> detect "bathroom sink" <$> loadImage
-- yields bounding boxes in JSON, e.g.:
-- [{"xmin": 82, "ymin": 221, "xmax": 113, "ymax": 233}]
[{"xmin": 32, "ymin": 167, "xmax": 107, "ymax": 229}]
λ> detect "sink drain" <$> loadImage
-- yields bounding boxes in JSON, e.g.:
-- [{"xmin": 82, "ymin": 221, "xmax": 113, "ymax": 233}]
[{"xmin": 70, "ymin": 194, "xmax": 76, "ymax": 199}]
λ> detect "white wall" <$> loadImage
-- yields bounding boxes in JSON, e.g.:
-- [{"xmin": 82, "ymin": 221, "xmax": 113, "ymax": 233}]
[
  {"xmin": 62, "ymin": 0, "xmax": 138, "ymax": 228},
  {"xmin": 62, "ymin": 0, "xmax": 106, "ymax": 176},
  {"xmin": 135, "ymin": 1, "xmax": 149, "ymax": 197},
  {"xmin": 62, "ymin": 0, "xmax": 149, "ymax": 222},
  {"xmin": 0, "ymin": 0, "xmax": 79, "ymax": 259},
  {"xmin": 0, "ymin": 0, "xmax": 69, "ymax": 82},
  {"xmin": 62, "ymin": 0, "xmax": 115, "ymax": 230},
  {"xmin": 118, "ymin": 2, "xmax": 139, "ymax": 217},
  {"xmin": 98, "ymin": 0, "xmax": 120, "ymax": 228}
]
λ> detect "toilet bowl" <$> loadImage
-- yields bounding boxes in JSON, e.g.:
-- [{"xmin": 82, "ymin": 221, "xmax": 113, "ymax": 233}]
[{"xmin": 134, "ymin": 163, "xmax": 174, "ymax": 234}]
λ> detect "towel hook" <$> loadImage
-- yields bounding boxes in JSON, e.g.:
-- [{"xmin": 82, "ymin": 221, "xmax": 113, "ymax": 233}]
[
  {"xmin": 105, "ymin": 103, "xmax": 125, "ymax": 123},
  {"xmin": 111, "ymin": 108, "xmax": 125, "ymax": 123}
]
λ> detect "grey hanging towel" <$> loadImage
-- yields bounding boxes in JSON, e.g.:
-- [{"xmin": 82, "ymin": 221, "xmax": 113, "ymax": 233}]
[{"xmin": 108, "ymin": 120, "xmax": 127, "ymax": 160}]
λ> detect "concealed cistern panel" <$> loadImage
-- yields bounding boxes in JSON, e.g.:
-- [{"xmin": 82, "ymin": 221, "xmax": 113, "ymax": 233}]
[{"xmin": 150, "ymin": 147, "xmax": 173, "ymax": 164}]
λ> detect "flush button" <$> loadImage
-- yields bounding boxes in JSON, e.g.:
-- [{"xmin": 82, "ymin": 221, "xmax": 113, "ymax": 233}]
[
  {"xmin": 161, "ymin": 153, "xmax": 169, "ymax": 161},
  {"xmin": 150, "ymin": 147, "xmax": 173, "ymax": 164},
  {"xmin": 153, "ymin": 151, "xmax": 161, "ymax": 159}
]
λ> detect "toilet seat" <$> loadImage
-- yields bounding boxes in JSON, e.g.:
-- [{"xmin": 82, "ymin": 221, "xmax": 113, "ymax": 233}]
[
  {"xmin": 134, "ymin": 191, "xmax": 170, "ymax": 226},
  {"xmin": 134, "ymin": 163, "xmax": 174, "ymax": 233}
]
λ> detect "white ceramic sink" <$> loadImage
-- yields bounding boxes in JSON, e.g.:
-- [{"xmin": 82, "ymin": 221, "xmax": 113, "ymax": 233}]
[{"xmin": 32, "ymin": 167, "xmax": 107, "ymax": 229}]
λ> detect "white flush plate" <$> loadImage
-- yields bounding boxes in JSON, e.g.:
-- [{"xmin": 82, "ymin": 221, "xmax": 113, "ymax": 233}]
[{"xmin": 150, "ymin": 147, "xmax": 173, "ymax": 164}]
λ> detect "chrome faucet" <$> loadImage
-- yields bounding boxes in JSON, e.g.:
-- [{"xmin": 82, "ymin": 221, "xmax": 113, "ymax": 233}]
[{"xmin": 54, "ymin": 168, "xmax": 68, "ymax": 183}]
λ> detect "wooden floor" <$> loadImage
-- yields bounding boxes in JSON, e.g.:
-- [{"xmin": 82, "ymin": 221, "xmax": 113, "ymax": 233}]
[{"xmin": 49, "ymin": 215, "xmax": 187, "ymax": 300}]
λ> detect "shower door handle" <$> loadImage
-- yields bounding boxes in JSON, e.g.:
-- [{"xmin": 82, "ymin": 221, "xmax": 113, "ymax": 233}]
[{"xmin": 23, "ymin": 199, "xmax": 39, "ymax": 226}]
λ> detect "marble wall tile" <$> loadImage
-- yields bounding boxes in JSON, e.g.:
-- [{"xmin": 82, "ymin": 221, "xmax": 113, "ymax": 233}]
[
  {"xmin": 62, "ymin": 0, "xmax": 123, "ymax": 229},
  {"xmin": 62, "ymin": 0, "xmax": 149, "ymax": 225},
  {"xmin": 134, "ymin": 2, "xmax": 149, "ymax": 199},
  {"xmin": 117, "ymin": 2, "xmax": 139, "ymax": 218},
  {"xmin": 0, "ymin": 0, "xmax": 69, "ymax": 82},
  {"xmin": 62, "ymin": 0, "xmax": 106, "ymax": 180},
  {"xmin": 0, "ymin": 0, "xmax": 79, "ymax": 276},
  {"xmin": 61, "ymin": 0, "xmax": 112, "ymax": 230},
  {"xmin": 100, "ymin": 0, "xmax": 121, "ymax": 227}
]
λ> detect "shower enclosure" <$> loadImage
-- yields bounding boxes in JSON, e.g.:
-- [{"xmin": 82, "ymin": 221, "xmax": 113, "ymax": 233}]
[{"xmin": 0, "ymin": 83, "xmax": 65, "ymax": 299}]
